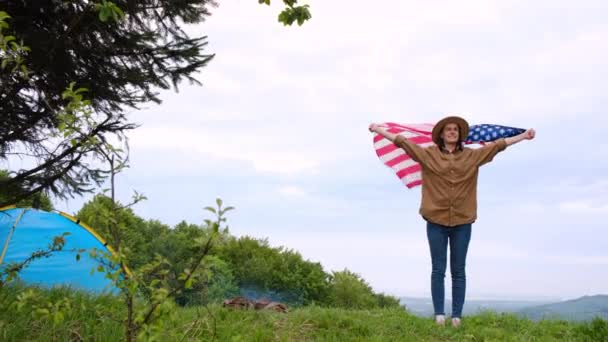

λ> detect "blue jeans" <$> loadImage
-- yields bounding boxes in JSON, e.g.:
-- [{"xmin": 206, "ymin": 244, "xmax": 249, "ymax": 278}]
[{"xmin": 426, "ymin": 221, "xmax": 472, "ymax": 318}]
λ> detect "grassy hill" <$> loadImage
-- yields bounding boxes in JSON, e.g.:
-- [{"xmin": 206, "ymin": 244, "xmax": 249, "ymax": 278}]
[{"xmin": 1, "ymin": 286, "xmax": 607, "ymax": 341}]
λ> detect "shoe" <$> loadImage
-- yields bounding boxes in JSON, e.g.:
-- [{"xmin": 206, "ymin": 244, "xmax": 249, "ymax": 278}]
[
  {"xmin": 451, "ymin": 317, "xmax": 461, "ymax": 328},
  {"xmin": 435, "ymin": 315, "xmax": 445, "ymax": 326}
]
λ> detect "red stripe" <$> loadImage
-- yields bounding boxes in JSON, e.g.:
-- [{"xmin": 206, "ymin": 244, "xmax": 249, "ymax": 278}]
[
  {"xmin": 396, "ymin": 164, "xmax": 421, "ymax": 178},
  {"xmin": 385, "ymin": 153, "xmax": 411, "ymax": 167},
  {"xmin": 386, "ymin": 122, "xmax": 433, "ymax": 135},
  {"xmin": 375, "ymin": 136, "xmax": 431, "ymax": 155},
  {"xmin": 409, "ymin": 135, "xmax": 432, "ymax": 144},
  {"xmin": 376, "ymin": 143, "xmax": 397, "ymax": 156},
  {"xmin": 373, "ymin": 134, "xmax": 384, "ymax": 143},
  {"xmin": 406, "ymin": 179, "xmax": 423, "ymax": 188},
  {"xmin": 387, "ymin": 127, "xmax": 406, "ymax": 134}
]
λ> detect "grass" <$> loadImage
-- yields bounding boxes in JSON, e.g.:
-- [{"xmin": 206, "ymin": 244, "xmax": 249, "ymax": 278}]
[{"xmin": 0, "ymin": 286, "xmax": 606, "ymax": 341}]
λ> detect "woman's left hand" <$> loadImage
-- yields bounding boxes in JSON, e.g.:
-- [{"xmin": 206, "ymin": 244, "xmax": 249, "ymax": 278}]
[{"xmin": 524, "ymin": 128, "xmax": 536, "ymax": 140}]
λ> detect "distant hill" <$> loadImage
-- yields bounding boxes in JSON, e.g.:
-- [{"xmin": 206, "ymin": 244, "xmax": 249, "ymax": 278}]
[
  {"xmin": 401, "ymin": 295, "xmax": 608, "ymax": 321},
  {"xmin": 518, "ymin": 295, "xmax": 608, "ymax": 322},
  {"xmin": 400, "ymin": 297, "xmax": 548, "ymax": 317}
]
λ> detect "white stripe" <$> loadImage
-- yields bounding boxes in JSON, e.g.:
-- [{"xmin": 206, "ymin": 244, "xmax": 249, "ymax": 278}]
[
  {"xmin": 396, "ymin": 130, "xmax": 425, "ymax": 139},
  {"xmin": 391, "ymin": 158, "xmax": 418, "ymax": 172},
  {"xmin": 409, "ymin": 123, "xmax": 434, "ymax": 133},
  {"xmin": 402, "ymin": 171, "xmax": 422, "ymax": 184},
  {"xmin": 374, "ymin": 135, "xmax": 434, "ymax": 150},
  {"xmin": 389, "ymin": 123, "xmax": 434, "ymax": 134},
  {"xmin": 374, "ymin": 134, "xmax": 434, "ymax": 151},
  {"xmin": 377, "ymin": 141, "xmax": 435, "ymax": 162},
  {"xmin": 373, "ymin": 137, "xmax": 394, "ymax": 149},
  {"xmin": 379, "ymin": 148, "xmax": 406, "ymax": 163}
]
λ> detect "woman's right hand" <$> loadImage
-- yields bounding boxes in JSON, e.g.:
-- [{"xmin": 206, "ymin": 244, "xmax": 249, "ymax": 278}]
[{"xmin": 368, "ymin": 123, "xmax": 380, "ymax": 133}]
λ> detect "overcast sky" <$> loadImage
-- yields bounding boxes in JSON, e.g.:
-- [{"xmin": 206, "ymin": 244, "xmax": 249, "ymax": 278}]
[{"xmin": 54, "ymin": 0, "xmax": 608, "ymax": 300}]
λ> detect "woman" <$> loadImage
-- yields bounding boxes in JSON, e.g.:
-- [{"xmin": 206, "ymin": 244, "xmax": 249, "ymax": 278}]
[{"xmin": 368, "ymin": 116, "xmax": 535, "ymax": 327}]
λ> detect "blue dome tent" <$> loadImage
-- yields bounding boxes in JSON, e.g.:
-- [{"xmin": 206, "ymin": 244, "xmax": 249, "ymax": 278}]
[{"xmin": 0, "ymin": 206, "xmax": 130, "ymax": 292}]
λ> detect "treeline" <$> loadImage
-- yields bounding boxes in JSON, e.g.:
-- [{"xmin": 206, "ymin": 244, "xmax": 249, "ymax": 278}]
[{"xmin": 75, "ymin": 195, "xmax": 401, "ymax": 310}]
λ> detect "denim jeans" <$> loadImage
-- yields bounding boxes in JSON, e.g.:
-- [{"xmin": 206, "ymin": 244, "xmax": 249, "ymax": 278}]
[{"xmin": 426, "ymin": 221, "xmax": 472, "ymax": 318}]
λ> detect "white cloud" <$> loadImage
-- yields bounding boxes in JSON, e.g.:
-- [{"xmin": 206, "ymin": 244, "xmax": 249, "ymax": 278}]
[
  {"xmin": 545, "ymin": 178, "xmax": 608, "ymax": 196},
  {"xmin": 129, "ymin": 125, "xmax": 322, "ymax": 175},
  {"xmin": 194, "ymin": 0, "xmax": 608, "ymax": 124},
  {"xmin": 277, "ymin": 185, "xmax": 307, "ymax": 197},
  {"xmin": 559, "ymin": 200, "xmax": 608, "ymax": 215},
  {"xmin": 542, "ymin": 254, "xmax": 608, "ymax": 266}
]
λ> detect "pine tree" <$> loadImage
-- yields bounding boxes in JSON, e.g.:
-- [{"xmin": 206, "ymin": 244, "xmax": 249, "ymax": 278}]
[{"xmin": 0, "ymin": 1, "xmax": 216, "ymax": 205}]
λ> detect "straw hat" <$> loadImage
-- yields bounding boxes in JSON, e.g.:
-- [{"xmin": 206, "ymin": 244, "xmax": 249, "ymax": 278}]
[{"xmin": 432, "ymin": 116, "xmax": 470, "ymax": 145}]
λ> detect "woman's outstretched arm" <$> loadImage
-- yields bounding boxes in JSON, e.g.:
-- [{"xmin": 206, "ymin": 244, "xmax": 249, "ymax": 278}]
[
  {"xmin": 506, "ymin": 128, "xmax": 536, "ymax": 146},
  {"xmin": 468, "ymin": 128, "xmax": 536, "ymax": 167}
]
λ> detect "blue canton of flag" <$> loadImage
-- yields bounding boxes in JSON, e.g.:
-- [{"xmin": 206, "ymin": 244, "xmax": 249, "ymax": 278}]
[{"xmin": 465, "ymin": 124, "xmax": 525, "ymax": 143}]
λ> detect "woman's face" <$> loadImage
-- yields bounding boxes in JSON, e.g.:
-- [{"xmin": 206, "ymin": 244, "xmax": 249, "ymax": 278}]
[{"xmin": 441, "ymin": 123, "xmax": 460, "ymax": 144}]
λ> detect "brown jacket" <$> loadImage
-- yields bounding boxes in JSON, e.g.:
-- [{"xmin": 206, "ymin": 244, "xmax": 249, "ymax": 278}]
[{"xmin": 393, "ymin": 136, "xmax": 507, "ymax": 227}]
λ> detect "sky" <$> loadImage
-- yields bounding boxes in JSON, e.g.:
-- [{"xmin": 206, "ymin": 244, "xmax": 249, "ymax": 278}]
[{"xmin": 51, "ymin": 0, "xmax": 608, "ymax": 300}]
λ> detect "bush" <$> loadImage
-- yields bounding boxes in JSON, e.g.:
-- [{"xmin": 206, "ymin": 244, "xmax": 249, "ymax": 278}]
[
  {"xmin": 327, "ymin": 269, "xmax": 379, "ymax": 309},
  {"xmin": 217, "ymin": 236, "xmax": 330, "ymax": 305}
]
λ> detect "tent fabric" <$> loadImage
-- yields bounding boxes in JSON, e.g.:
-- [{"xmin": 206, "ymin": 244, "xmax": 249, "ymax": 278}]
[{"xmin": 0, "ymin": 207, "xmax": 125, "ymax": 293}]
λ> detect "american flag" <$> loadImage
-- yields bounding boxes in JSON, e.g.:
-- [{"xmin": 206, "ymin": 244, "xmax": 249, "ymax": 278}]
[{"xmin": 373, "ymin": 122, "xmax": 525, "ymax": 188}]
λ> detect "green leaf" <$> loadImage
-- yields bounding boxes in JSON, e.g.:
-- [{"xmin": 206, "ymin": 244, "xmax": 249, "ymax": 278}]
[
  {"xmin": 297, "ymin": 5, "xmax": 311, "ymax": 25},
  {"xmin": 99, "ymin": 8, "xmax": 111, "ymax": 22},
  {"xmin": 278, "ymin": 10, "xmax": 293, "ymax": 26},
  {"xmin": 111, "ymin": 5, "xmax": 125, "ymax": 21},
  {"xmin": 34, "ymin": 308, "xmax": 50, "ymax": 317},
  {"xmin": 216, "ymin": 198, "xmax": 223, "ymax": 207},
  {"xmin": 74, "ymin": 87, "xmax": 88, "ymax": 94},
  {"xmin": 53, "ymin": 311, "xmax": 64, "ymax": 325},
  {"xmin": 203, "ymin": 206, "xmax": 216, "ymax": 214}
]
